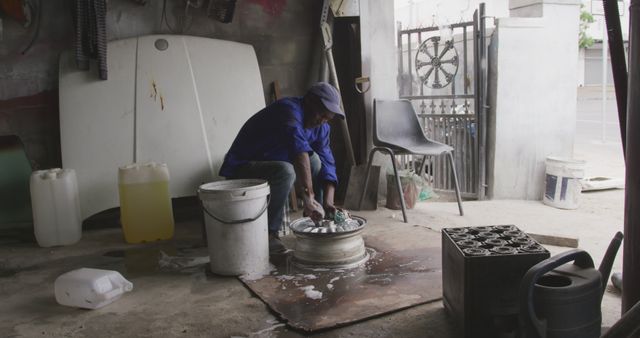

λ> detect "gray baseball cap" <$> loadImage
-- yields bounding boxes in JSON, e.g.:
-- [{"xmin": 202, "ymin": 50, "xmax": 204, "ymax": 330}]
[{"xmin": 307, "ymin": 82, "xmax": 345, "ymax": 119}]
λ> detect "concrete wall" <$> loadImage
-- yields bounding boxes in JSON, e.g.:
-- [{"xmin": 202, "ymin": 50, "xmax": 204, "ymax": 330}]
[
  {"xmin": 394, "ymin": 0, "xmax": 510, "ymax": 29},
  {"xmin": 487, "ymin": 0, "xmax": 581, "ymax": 200},
  {"xmin": 0, "ymin": 0, "xmax": 322, "ymax": 171},
  {"xmin": 360, "ymin": 0, "xmax": 398, "ymax": 199},
  {"xmin": 582, "ymin": 41, "xmax": 630, "ymax": 85},
  {"xmin": 578, "ymin": 47, "xmax": 587, "ymax": 86},
  {"xmin": 361, "ymin": 0, "xmax": 398, "ymax": 152}
]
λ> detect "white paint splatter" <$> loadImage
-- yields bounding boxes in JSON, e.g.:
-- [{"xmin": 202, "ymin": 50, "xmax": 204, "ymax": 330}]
[
  {"xmin": 248, "ymin": 323, "xmax": 286, "ymax": 336},
  {"xmin": 241, "ymin": 272, "xmax": 266, "ymax": 281},
  {"xmin": 302, "ymin": 274, "xmax": 317, "ymax": 280},
  {"xmin": 276, "ymin": 275, "xmax": 295, "ymax": 281},
  {"xmin": 310, "ymin": 268, "xmax": 330, "ymax": 272},
  {"xmin": 329, "ymin": 277, "xmax": 340, "ymax": 284},
  {"xmin": 326, "ymin": 284, "xmax": 334, "ymax": 290},
  {"xmin": 241, "ymin": 264, "xmax": 276, "ymax": 281},
  {"xmin": 299, "ymin": 285, "xmax": 323, "ymax": 300}
]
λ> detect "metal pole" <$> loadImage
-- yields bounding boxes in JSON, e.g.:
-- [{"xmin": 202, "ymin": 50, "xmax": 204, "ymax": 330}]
[
  {"xmin": 602, "ymin": 22, "xmax": 609, "ymax": 143},
  {"xmin": 473, "ymin": 9, "xmax": 480, "ymax": 198},
  {"xmin": 623, "ymin": 0, "xmax": 640, "ymax": 314},
  {"xmin": 398, "ymin": 21, "xmax": 403, "ymax": 95},
  {"xmin": 478, "ymin": 2, "xmax": 487, "ymax": 200},
  {"xmin": 603, "ymin": 0, "xmax": 628, "ymax": 154}
]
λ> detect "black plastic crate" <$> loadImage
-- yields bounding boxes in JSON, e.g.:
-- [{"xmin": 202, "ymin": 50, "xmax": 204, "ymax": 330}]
[{"xmin": 442, "ymin": 225, "xmax": 550, "ymax": 338}]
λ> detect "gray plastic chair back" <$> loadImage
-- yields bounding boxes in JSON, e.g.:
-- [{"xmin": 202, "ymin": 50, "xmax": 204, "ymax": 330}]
[
  {"xmin": 363, "ymin": 99, "xmax": 464, "ymax": 218},
  {"xmin": 375, "ymin": 99, "xmax": 436, "ymax": 147}
]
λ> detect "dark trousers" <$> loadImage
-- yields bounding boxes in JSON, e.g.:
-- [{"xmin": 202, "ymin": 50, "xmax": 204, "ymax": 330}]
[{"xmin": 233, "ymin": 153, "xmax": 322, "ymax": 233}]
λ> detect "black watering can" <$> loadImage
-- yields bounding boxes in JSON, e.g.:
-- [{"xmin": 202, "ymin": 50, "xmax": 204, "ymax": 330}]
[{"xmin": 519, "ymin": 232, "xmax": 624, "ymax": 338}]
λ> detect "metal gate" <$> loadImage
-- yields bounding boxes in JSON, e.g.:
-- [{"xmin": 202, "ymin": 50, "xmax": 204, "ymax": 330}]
[{"xmin": 397, "ymin": 3, "xmax": 487, "ymax": 199}]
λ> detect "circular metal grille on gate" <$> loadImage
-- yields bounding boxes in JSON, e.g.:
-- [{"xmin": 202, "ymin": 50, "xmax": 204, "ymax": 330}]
[{"xmin": 414, "ymin": 36, "xmax": 459, "ymax": 89}]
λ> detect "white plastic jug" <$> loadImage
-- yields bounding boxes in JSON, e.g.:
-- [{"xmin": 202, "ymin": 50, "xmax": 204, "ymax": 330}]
[
  {"xmin": 54, "ymin": 268, "xmax": 133, "ymax": 309},
  {"xmin": 30, "ymin": 168, "xmax": 82, "ymax": 247}
]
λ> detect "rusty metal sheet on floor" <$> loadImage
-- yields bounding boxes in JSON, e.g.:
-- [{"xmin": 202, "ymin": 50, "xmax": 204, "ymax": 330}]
[{"xmin": 240, "ymin": 233, "xmax": 442, "ymax": 332}]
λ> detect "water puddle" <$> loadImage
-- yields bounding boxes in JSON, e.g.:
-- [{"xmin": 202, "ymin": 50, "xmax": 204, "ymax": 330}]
[
  {"xmin": 240, "ymin": 243, "xmax": 442, "ymax": 331},
  {"xmin": 103, "ymin": 244, "xmax": 209, "ymax": 277},
  {"xmin": 0, "ymin": 268, "xmax": 18, "ymax": 278},
  {"xmin": 250, "ymin": 246, "xmax": 438, "ymax": 300}
]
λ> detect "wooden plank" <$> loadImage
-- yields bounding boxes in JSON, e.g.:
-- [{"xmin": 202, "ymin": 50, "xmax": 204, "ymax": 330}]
[{"xmin": 527, "ymin": 232, "xmax": 579, "ymax": 248}]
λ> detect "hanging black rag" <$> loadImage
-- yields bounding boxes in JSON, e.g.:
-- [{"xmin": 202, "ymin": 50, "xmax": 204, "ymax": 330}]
[
  {"xmin": 74, "ymin": 0, "xmax": 108, "ymax": 80},
  {"xmin": 207, "ymin": 0, "xmax": 237, "ymax": 24}
]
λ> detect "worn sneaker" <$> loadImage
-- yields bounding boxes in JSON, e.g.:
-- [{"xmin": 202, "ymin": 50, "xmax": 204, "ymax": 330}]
[
  {"xmin": 611, "ymin": 272, "xmax": 622, "ymax": 291},
  {"xmin": 269, "ymin": 234, "xmax": 286, "ymax": 253}
]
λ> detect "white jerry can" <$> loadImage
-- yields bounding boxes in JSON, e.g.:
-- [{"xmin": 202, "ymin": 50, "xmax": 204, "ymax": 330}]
[
  {"xmin": 118, "ymin": 162, "xmax": 174, "ymax": 243},
  {"xmin": 30, "ymin": 168, "xmax": 82, "ymax": 247},
  {"xmin": 54, "ymin": 268, "xmax": 133, "ymax": 309}
]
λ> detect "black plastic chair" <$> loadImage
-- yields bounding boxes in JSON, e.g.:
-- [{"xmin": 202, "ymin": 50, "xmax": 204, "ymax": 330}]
[{"xmin": 358, "ymin": 99, "xmax": 464, "ymax": 222}]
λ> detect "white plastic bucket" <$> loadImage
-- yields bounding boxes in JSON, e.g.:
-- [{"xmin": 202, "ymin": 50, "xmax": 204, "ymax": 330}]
[
  {"xmin": 198, "ymin": 179, "xmax": 270, "ymax": 276},
  {"xmin": 30, "ymin": 168, "xmax": 82, "ymax": 247},
  {"xmin": 54, "ymin": 268, "xmax": 133, "ymax": 309},
  {"xmin": 543, "ymin": 156, "xmax": 586, "ymax": 210}
]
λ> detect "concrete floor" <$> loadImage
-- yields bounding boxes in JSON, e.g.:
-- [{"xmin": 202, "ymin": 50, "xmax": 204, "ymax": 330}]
[
  {"xmin": 0, "ymin": 210, "xmax": 456, "ymax": 338},
  {"xmin": 0, "ymin": 88, "xmax": 629, "ymax": 337},
  {"xmin": 0, "ymin": 188, "xmax": 626, "ymax": 337}
]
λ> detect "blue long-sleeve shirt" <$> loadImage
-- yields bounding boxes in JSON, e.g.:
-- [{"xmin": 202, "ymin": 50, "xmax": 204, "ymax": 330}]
[{"xmin": 219, "ymin": 97, "xmax": 337, "ymax": 184}]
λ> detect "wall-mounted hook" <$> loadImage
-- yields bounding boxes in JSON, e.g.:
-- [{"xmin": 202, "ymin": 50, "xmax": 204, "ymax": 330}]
[{"xmin": 355, "ymin": 76, "xmax": 370, "ymax": 94}]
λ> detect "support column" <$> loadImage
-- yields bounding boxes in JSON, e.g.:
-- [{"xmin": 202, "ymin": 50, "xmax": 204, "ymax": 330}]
[
  {"xmin": 623, "ymin": 0, "xmax": 640, "ymax": 314},
  {"xmin": 487, "ymin": 0, "xmax": 582, "ymax": 200}
]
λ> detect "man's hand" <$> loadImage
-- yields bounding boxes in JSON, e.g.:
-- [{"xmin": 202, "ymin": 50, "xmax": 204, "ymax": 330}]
[
  {"xmin": 293, "ymin": 152, "xmax": 325, "ymax": 223},
  {"xmin": 323, "ymin": 182, "xmax": 337, "ymax": 220},
  {"xmin": 324, "ymin": 203, "xmax": 337, "ymax": 220},
  {"xmin": 303, "ymin": 198, "xmax": 325, "ymax": 223}
]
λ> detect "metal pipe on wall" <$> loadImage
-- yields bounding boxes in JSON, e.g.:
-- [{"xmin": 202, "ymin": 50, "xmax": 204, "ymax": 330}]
[
  {"xmin": 601, "ymin": 24, "xmax": 609, "ymax": 143},
  {"xmin": 478, "ymin": 3, "xmax": 487, "ymax": 200},
  {"xmin": 623, "ymin": 0, "xmax": 640, "ymax": 314},
  {"xmin": 603, "ymin": 0, "xmax": 628, "ymax": 153}
]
